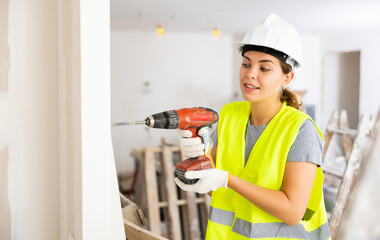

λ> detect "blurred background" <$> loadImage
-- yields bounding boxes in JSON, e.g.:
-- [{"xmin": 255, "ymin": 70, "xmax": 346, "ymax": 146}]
[{"xmin": 110, "ymin": 0, "xmax": 380, "ymax": 174}]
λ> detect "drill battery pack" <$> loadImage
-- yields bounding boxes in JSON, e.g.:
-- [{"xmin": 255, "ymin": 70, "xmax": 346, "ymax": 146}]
[{"xmin": 175, "ymin": 155, "xmax": 214, "ymax": 185}]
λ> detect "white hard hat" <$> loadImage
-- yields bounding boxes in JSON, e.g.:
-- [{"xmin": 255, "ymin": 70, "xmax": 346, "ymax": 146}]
[{"xmin": 235, "ymin": 14, "xmax": 302, "ymax": 68}]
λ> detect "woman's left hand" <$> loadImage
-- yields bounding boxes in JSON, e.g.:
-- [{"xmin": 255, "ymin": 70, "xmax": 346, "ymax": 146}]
[{"xmin": 174, "ymin": 169, "xmax": 229, "ymax": 194}]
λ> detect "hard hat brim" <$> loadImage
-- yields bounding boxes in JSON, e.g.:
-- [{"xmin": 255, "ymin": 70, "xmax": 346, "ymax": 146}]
[{"xmin": 234, "ymin": 43, "xmax": 301, "ymax": 68}]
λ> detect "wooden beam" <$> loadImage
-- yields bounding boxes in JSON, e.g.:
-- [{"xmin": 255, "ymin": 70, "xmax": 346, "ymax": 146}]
[
  {"xmin": 323, "ymin": 110, "xmax": 339, "ymax": 161},
  {"xmin": 144, "ymin": 149, "xmax": 161, "ymax": 234},
  {"xmin": 185, "ymin": 192, "xmax": 201, "ymax": 240},
  {"xmin": 124, "ymin": 219, "xmax": 168, "ymax": 240},
  {"xmin": 339, "ymin": 110, "xmax": 353, "ymax": 157},
  {"xmin": 162, "ymin": 146, "xmax": 182, "ymax": 240}
]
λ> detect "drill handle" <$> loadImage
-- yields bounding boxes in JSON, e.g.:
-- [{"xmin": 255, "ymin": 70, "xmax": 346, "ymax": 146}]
[
  {"xmin": 188, "ymin": 127, "xmax": 198, "ymax": 138},
  {"xmin": 188, "ymin": 125, "xmax": 211, "ymax": 142}
]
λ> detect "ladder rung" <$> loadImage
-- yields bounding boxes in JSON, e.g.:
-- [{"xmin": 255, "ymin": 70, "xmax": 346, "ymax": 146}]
[
  {"xmin": 157, "ymin": 198, "xmax": 206, "ymax": 208},
  {"xmin": 328, "ymin": 128, "xmax": 357, "ymax": 136},
  {"xmin": 323, "ymin": 169, "xmax": 343, "ymax": 179}
]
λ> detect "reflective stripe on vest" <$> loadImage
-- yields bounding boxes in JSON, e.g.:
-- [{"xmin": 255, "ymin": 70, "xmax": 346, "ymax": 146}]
[
  {"xmin": 209, "ymin": 204, "xmax": 235, "ymax": 226},
  {"xmin": 209, "ymin": 206, "xmax": 331, "ymax": 240}
]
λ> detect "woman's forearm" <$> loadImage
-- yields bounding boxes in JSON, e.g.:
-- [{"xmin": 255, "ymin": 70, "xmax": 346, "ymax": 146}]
[
  {"xmin": 227, "ymin": 161, "xmax": 316, "ymax": 226},
  {"xmin": 228, "ymin": 174, "xmax": 300, "ymax": 225}
]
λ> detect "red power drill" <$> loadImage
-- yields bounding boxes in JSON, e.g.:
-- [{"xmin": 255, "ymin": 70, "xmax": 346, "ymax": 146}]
[{"xmin": 112, "ymin": 107, "xmax": 219, "ymax": 184}]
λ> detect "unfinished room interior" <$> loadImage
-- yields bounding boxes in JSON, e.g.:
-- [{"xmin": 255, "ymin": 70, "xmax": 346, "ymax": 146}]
[{"xmin": 1, "ymin": 0, "xmax": 380, "ymax": 239}]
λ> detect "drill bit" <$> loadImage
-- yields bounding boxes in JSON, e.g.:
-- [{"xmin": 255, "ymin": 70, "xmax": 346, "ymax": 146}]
[{"xmin": 111, "ymin": 120, "xmax": 146, "ymax": 127}]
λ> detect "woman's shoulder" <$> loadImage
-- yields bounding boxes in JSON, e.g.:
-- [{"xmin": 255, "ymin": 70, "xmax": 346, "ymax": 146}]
[
  {"xmin": 299, "ymin": 119, "xmax": 320, "ymax": 136},
  {"xmin": 286, "ymin": 118, "xmax": 324, "ymax": 165},
  {"xmin": 221, "ymin": 101, "xmax": 250, "ymax": 111},
  {"xmin": 220, "ymin": 101, "xmax": 251, "ymax": 118}
]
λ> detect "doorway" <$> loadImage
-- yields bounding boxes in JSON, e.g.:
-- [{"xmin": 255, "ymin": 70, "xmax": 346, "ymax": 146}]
[
  {"xmin": 321, "ymin": 51, "xmax": 361, "ymax": 216},
  {"xmin": 322, "ymin": 51, "xmax": 360, "ymax": 130}
]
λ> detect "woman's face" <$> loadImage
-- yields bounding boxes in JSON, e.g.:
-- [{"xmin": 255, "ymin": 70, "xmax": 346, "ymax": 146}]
[{"xmin": 239, "ymin": 51, "xmax": 292, "ymax": 103}]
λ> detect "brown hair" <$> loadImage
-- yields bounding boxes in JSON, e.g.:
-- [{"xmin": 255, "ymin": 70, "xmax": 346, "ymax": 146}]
[{"xmin": 278, "ymin": 60, "xmax": 303, "ymax": 110}]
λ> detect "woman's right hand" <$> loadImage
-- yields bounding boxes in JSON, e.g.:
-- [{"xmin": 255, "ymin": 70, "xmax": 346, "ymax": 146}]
[{"xmin": 178, "ymin": 127, "xmax": 210, "ymax": 159}]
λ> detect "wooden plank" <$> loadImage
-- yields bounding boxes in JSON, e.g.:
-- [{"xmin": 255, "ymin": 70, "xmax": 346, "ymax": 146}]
[
  {"xmin": 198, "ymin": 195, "xmax": 209, "ymax": 238},
  {"xmin": 329, "ymin": 115, "xmax": 372, "ymax": 239},
  {"xmin": 131, "ymin": 148, "xmax": 144, "ymax": 161},
  {"xmin": 157, "ymin": 198, "xmax": 205, "ymax": 208},
  {"xmin": 157, "ymin": 152, "xmax": 170, "ymax": 238},
  {"xmin": 179, "ymin": 189, "xmax": 190, "ymax": 240},
  {"xmin": 185, "ymin": 191, "xmax": 201, "ymax": 240},
  {"xmin": 120, "ymin": 193, "xmax": 147, "ymax": 226},
  {"xmin": 132, "ymin": 150, "xmax": 147, "ymax": 215},
  {"xmin": 144, "ymin": 149, "xmax": 161, "ymax": 235},
  {"xmin": 339, "ymin": 110, "xmax": 353, "ymax": 158},
  {"xmin": 178, "ymin": 151, "xmax": 201, "ymax": 240},
  {"xmin": 323, "ymin": 110, "xmax": 339, "ymax": 160},
  {"xmin": 162, "ymin": 146, "xmax": 182, "ymax": 240},
  {"xmin": 124, "ymin": 219, "xmax": 168, "ymax": 240},
  {"xmin": 329, "ymin": 128, "xmax": 357, "ymax": 136},
  {"xmin": 133, "ymin": 146, "xmax": 180, "ymax": 155},
  {"xmin": 177, "ymin": 151, "xmax": 190, "ymax": 240},
  {"xmin": 168, "ymin": 146, "xmax": 181, "ymax": 152},
  {"xmin": 323, "ymin": 169, "xmax": 343, "ymax": 179}
]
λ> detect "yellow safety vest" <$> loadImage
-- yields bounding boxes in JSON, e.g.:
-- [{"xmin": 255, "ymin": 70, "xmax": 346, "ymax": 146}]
[{"xmin": 206, "ymin": 101, "xmax": 331, "ymax": 240}]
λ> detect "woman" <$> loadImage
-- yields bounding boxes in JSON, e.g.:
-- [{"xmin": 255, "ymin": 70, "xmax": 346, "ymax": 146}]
[{"xmin": 175, "ymin": 14, "xmax": 331, "ymax": 240}]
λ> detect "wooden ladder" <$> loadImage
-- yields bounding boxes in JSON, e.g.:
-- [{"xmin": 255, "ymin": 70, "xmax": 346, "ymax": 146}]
[
  {"xmin": 322, "ymin": 110, "xmax": 375, "ymax": 239},
  {"xmin": 336, "ymin": 111, "xmax": 380, "ymax": 239}
]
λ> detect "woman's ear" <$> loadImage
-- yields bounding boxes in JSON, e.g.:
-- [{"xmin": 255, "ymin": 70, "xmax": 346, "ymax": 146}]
[{"xmin": 283, "ymin": 71, "xmax": 294, "ymax": 88}]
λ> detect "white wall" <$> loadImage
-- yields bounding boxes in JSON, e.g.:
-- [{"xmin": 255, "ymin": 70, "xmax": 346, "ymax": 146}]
[
  {"xmin": 57, "ymin": 0, "xmax": 82, "ymax": 238},
  {"xmin": 294, "ymin": 35, "xmax": 322, "ymax": 122},
  {"xmin": 80, "ymin": 1, "xmax": 125, "ymax": 239},
  {"xmin": 1, "ymin": 0, "xmax": 125, "ymax": 239},
  {"xmin": 231, "ymin": 34, "xmax": 244, "ymax": 102},
  {"xmin": 320, "ymin": 30, "xmax": 380, "ymax": 124},
  {"xmin": 0, "ymin": 0, "xmax": 11, "ymax": 238},
  {"xmin": 7, "ymin": 0, "xmax": 60, "ymax": 239},
  {"xmin": 111, "ymin": 31, "xmax": 234, "ymax": 172}
]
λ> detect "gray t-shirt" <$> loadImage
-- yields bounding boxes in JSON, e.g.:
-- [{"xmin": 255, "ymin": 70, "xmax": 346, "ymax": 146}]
[{"xmin": 210, "ymin": 119, "xmax": 323, "ymax": 166}]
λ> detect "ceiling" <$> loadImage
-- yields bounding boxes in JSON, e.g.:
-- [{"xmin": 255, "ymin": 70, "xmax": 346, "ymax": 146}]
[{"xmin": 110, "ymin": 0, "xmax": 380, "ymax": 35}]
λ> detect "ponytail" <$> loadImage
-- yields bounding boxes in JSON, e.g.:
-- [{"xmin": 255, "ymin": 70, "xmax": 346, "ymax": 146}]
[
  {"xmin": 278, "ymin": 60, "xmax": 303, "ymax": 110},
  {"xmin": 280, "ymin": 88, "xmax": 303, "ymax": 110}
]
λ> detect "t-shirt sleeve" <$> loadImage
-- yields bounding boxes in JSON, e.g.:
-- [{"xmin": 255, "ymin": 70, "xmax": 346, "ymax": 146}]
[
  {"xmin": 210, "ymin": 123, "xmax": 218, "ymax": 147},
  {"xmin": 286, "ymin": 119, "xmax": 323, "ymax": 166}
]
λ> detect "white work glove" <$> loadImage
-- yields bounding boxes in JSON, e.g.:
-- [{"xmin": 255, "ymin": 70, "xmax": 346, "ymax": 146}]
[
  {"xmin": 178, "ymin": 127, "xmax": 210, "ymax": 159},
  {"xmin": 174, "ymin": 169, "xmax": 229, "ymax": 194}
]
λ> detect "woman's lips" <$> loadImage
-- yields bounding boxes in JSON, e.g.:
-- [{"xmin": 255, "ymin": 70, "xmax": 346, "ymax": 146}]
[{"xmin": 244, "ymin": 83, "xmax": 260, "ymax": 91}]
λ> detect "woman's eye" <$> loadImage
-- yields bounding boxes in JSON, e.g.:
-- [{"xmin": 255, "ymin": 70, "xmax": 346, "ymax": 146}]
[
  {"xmin": 261, "ymin": 67, "xmax": 270, "ymax": 72},
  {"xmin": 242, "ymin": 63, "xmax": 250, "ymax": 68}
]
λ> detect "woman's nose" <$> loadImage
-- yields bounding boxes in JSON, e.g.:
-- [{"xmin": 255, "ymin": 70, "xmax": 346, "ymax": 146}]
[{"xmin": 249, "ymin": 66, "xmax": 257, "ymax": 79}]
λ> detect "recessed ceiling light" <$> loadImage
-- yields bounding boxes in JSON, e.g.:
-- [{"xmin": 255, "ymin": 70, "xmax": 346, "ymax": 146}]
[
  {"xmin": 156, "ymin": 25, "xmax": 165, "ymax": 36},
  {"xmin": 212, "ymin": 28, "xmax": 221, "ymax": 39}
]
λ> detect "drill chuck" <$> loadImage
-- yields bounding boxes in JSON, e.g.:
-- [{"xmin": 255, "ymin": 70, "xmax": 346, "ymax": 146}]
[
  {"xmin": 111, "ymin": 110, "xmax": 180, "ymax": 128},
  {"xmin": 146, "ymin": 110, "xmax": 180, "ymax": 129}
]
